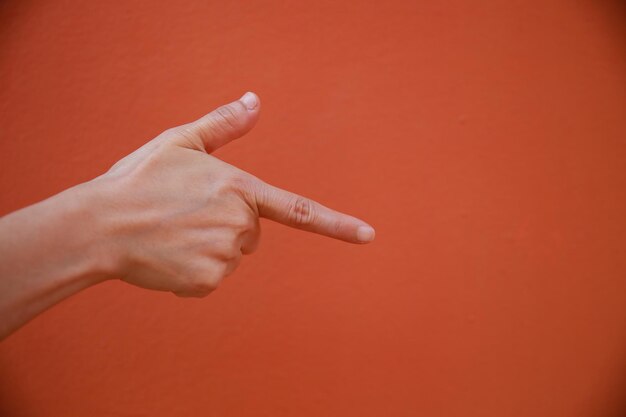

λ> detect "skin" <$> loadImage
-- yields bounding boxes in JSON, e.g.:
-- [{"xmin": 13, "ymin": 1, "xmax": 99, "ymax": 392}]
[{"xmin": 0, "ymin": 92, "xmax": 375, "ymax": 340}]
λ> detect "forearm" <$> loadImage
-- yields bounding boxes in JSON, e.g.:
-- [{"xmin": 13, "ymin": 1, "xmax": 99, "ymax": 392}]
[{"xmin": 0, "ymin": 182, "xmax": 113, "ymax": 339}]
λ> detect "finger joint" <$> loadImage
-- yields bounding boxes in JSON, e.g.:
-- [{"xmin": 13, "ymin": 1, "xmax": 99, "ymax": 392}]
[{"xmin": 288, "ymin": 197, "xmax": 315, "ymax": 226}]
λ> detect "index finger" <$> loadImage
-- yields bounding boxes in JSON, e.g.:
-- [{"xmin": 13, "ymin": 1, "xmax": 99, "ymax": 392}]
[{"xmin": 252, "ymin": 180, "xmax": 375, "ymax": 244}]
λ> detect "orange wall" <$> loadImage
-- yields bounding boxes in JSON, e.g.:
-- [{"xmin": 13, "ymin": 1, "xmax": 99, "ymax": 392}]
[{"xmin": 1, "ymin": 1, "xmax": 626, "ymax": 416}]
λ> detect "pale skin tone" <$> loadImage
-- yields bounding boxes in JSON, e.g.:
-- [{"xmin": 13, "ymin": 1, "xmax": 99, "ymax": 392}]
[{"xmin": 0, "ymin": 92, "xmax": 375, "ymax": 340}]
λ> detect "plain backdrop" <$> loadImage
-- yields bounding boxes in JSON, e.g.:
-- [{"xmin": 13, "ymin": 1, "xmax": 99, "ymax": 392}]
[{"xmin": 1, "ymin": 1, "xmax": 626, "ymax": 416}]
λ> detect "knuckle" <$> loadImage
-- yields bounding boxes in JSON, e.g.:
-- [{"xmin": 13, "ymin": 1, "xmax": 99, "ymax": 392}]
[
  {"xmin": 287, "ymin": 197, "xmax": 316, "ymax": 225},
  {"xmin": 163, "ymin": 126, "xmax": 192, "ymax": 142},
  {"xmin": 235, "ymin": 172, "xmax": 261, "ymax": 204},
  {"xmin": 214, "ymin": 261, "xmax": 233, "ymax": 279},
  {"xmin": 231, "ymin": 213, "xmax": 255, "ymax": 232},
  {"xmin": 162, "ymin": 125, "xmax": 205, "ymax": 150},
  {"xmin": 213, "ymin": 179, "xmax": 232, "ymax": 196},
  {"xmin": 213, "ymin": 104, "xmax": 243, "ymax": 133},
  {"xmin": 225, "ymin": 171, "xmax": 251, "ymax": 191},
  {"xmin": 241, "ymin": 235, "xmax": 260, "ymax": 255},
  {"xmin": 332, "ymin": 219, "xmax": 344, "ymax": 236},
  {"xmin": 215, "ymin": 171, "xmax": 251, "ymax": 196},
  {"xmin": 241, "ymin": 245, "xmax": 257, "ymax": 255},
  {"xmin": 174, "ymin": 257, "xmax": 241, "ymax": 298},
  {"xmin": 187, "ymin": 275, "xmax": 219, "ymax": 296},
  {"xmin": 215, "ymin": 239, "xmax": 241, "ymax": 260},
  {"xmin": 107, "ymin": 158, "xmax": 124, "ymax": 174},
  {"xmin": 163, "ymin": 126, "xmax": 181, "ymax": 136}
]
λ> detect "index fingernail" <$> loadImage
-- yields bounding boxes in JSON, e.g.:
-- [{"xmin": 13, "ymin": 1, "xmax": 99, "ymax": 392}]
[
  {"xmin": 356, "ymin": 226, "xmax": 375, "ymax": 243},
  {"xmin": 240, "ymin": 92, "xmax": 258, "ymax": 111}
]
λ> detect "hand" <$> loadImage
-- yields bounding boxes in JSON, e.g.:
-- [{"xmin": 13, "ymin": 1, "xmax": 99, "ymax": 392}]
[{"xmin": 93, "ymin": 92, "xmax": 375, "ymax": 297}]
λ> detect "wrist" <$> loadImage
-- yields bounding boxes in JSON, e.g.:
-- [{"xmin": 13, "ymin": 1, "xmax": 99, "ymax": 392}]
[
  {"xmin": 0, "ymin": 179, "xmax": 120, "ymax": 338},
  {"xmin": 52, "ymin": 178, "xmax": 122, "ymax": 283}
]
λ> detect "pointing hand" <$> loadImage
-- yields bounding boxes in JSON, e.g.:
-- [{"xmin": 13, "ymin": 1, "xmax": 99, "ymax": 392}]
[{"xmin": 96, "ymin": 92, "xmax": 375, "ymax": 297}]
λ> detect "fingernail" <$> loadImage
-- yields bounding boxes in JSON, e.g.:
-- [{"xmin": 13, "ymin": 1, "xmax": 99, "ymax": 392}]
[
  {"xmin": 356, "ymin": 226, "xmax": 375, "ymax": 243},
  {"xmin": 240, "ymin": 92, "xmax": 258, "ymax": 110}
]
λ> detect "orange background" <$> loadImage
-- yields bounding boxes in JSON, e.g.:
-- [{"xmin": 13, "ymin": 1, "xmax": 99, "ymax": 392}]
[{"xmin": 1, "ymin": 1, "xmax": 626, "ymax": 416}]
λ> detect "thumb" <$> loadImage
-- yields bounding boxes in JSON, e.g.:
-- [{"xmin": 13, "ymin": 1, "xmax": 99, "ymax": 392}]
[{"xmin": 172, "ymin": 92, "xmax": 260, "ymax": 153}]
